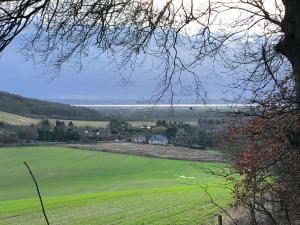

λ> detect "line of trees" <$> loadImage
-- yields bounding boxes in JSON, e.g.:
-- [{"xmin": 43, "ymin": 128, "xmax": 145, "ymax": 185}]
[
  {"xmin": 154, "ymin": 119, "xmax": 227, "ymax": 148},
  {"xmin": 37, "ymin": 120, "xmax": 80, "ymax": 142}
]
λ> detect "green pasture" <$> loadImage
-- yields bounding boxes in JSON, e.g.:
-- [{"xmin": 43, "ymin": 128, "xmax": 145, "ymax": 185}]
[{"xmin": 0, "ymin": 146, "xmax": 232, "ymax": 225}]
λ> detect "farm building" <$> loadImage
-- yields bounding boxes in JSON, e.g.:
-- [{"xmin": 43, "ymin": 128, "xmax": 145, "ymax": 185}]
[
  {"xmin": 149, "ymin": 134, "xmax": 168, "ymax": 145},
  {"xmin": 131, "ymin": 134, "xmax": 146, "ymax": 143}
]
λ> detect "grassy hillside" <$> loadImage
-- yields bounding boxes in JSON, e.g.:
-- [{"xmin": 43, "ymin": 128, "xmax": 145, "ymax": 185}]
[
  {"xmin": 0, "ymin": 110, "xmax": 107, "ymax": 127},
  {"xmin": 0, "ymin": 91, "xmax": 102, "ymax": 120},
  {"xmin": 0, "ymin": 111, "xmax": 155, "ymax": 128},
  {"xmin": 0, "ymin": 111, "xmax": 39, "ymax": 126},
  {"xmin": 0, "ymin": 146, "xmax": 232, "ymax": 225}
]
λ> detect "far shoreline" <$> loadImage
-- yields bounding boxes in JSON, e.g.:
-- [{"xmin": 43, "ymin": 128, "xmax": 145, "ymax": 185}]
[{"xmin": 73, "ymin": 103, "xmax": 253, "ymax": 108}]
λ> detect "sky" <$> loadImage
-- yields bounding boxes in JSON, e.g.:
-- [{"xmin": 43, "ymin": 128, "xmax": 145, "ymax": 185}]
[
  {"xmin": 0, "ymin": 0, "xmax": 281, "ymax": 104},
  {"xmin": 0, "ymin": 39, "xmax": 234, "ymax": 104}
]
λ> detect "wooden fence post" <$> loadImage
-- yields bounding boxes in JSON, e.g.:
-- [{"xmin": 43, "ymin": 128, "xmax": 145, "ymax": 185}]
[{"xmin": 218, "ymin": 215, "xmax": 222, "ymax": 225}]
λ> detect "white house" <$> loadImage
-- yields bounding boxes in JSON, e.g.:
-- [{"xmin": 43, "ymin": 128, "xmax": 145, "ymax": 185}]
[{"xmin": 131, "ymin": 134, "xmax": 146, "ymax": 143}]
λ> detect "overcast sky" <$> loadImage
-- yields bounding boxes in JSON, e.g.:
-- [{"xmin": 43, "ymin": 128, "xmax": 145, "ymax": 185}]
[
  {"xmin": 0, "ymin": 0, "xmax": 280, "ymax": 105},
  {"xmin": 0, "ymin": 38, "xmax": 235, "ymax": 104}
]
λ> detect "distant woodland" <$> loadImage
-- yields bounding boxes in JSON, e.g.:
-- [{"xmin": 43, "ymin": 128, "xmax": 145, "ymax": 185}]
[{"xmin": 0, "ymin": 91, "xmax": 102, "ymax": 120}]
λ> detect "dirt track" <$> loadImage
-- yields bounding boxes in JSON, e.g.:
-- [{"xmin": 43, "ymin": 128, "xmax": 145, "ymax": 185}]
[{"xmin": 64, "ymin": 142, "xmax": 230, "ymax": 163}]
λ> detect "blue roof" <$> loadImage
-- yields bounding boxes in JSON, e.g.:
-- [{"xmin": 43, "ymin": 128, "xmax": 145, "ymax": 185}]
[{"xmin": 149, "ymin": 135, "xmax": 167, "ymax": 141}]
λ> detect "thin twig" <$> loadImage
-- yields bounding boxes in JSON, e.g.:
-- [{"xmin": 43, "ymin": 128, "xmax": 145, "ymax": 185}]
[
  {"xmin": 24, "ymin": 161, "xmax": 50, "ymax": 225},
  {"xmin": 199, "ymin": 185, "xmax": 239, "ymax": 225}
]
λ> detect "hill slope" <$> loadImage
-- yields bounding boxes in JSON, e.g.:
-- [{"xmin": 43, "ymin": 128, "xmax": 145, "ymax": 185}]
[
  {"xmin": 0, "ymin": 91, "xmax": 102, "ymax": 120},
  {"xmin": 0, "ymin": 146, "xmax": 231, "ymax": 225},
  {"xmin": 0, "ymin": 111, "xmax": 156, "ymax": 127}
]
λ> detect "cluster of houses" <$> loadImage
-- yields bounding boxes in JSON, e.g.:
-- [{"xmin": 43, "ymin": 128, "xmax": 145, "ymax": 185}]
[
  {"xmin": 81, "ymin": 119, "xmax": 171, "ymax": 145},
  {"xmin": 84, "ymin": 129, "xmax": 168, "ymax": 145},
  {"xmin": 131, "ymin": 134, "xmax": 168, "ymax": 145}
]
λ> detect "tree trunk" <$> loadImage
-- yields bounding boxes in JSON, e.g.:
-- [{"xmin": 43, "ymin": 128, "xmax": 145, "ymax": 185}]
[{"xmin": 276, "ymin": 0, "xmax": 300, "ymax": 146}]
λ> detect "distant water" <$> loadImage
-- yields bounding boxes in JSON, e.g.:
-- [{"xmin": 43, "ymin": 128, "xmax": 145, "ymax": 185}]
[{"xmin": 74, "ymin": 104, "xmax": 251, "ymax": 108}]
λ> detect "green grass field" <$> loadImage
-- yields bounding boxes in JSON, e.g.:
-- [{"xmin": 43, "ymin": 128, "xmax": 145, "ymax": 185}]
[
  {"xmin": 0, "ymin": 111, "xmax": 155, "ymax": 128},
  {"xmin": 0, "ymin": 146, "xmax": 232, "ymax": 225}
]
